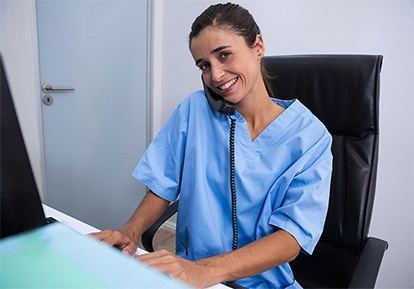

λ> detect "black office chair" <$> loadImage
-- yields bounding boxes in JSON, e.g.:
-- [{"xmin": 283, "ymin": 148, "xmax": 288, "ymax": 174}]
[{"xmin": 141, "ymin": 55, "xmax": 388, "ymax": 288}]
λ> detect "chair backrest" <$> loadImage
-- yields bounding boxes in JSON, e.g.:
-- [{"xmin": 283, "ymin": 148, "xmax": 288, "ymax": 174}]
[{"xmin": 263, "ymin": 55, "xmax": 383, "ymax": 287}]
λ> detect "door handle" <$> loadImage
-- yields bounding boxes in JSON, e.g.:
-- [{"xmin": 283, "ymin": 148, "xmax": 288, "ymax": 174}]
[{"xmin": 42, "ymin": 83, "xmax": 75, "ymax": 94}]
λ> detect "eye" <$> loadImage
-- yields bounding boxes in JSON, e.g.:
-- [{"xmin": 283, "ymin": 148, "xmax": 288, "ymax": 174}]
[
  {"xmin": 198, "ymin": 62, "xmax": 210, "ymax": 71},
  {"xmin": 219, "ymin": 52, "xmax": 231, "ymax": 60}
]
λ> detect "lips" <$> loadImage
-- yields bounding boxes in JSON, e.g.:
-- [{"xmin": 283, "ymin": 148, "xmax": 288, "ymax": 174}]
[{"xmin": 218, "ymin": 77, "xmax": 238, "ymax": 91}]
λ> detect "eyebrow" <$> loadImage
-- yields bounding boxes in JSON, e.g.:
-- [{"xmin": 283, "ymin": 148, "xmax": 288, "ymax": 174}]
[{"xmin": 195, "ymin": 45, "xmax": 231, "ymax": 66}]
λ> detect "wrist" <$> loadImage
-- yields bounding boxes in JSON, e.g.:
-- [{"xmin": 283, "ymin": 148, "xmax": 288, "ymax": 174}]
[
  {"xmin": 118, "ymin": 224, "xmax": 141, "ymax": 246},
  {"xmin": 196, "ymin": 256, "xmax": 239, "ymax": 285}
]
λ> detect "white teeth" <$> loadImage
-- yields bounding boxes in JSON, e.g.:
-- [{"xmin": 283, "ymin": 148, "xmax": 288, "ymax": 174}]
[{"xmin": 219, "ymin": 78, "xmax": 237, "ymax": 90}]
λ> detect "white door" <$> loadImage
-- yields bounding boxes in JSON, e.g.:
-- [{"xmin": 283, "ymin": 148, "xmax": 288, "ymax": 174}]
[{"xmin": 36, "ymin": 0, "xmax": 148, "ymax": 230}]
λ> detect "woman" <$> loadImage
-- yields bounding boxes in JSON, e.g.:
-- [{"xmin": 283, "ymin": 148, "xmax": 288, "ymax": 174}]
[{"xmin": 92, "ymin": 3, "xmax": 332, "ymax": 288}]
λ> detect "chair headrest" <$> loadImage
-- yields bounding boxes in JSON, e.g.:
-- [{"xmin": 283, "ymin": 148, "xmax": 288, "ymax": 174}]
[{"xmin": 264, "ymin": 55, "xmax": 383, "ymax": 138}]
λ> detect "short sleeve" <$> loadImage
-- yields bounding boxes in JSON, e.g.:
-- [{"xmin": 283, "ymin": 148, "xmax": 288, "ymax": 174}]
[
  {"xmin": 132, "ymin": 103, "xmax": 188, "ymax": 202},
  {"xmin": 269, "ymin": 131, "xmax": 333, "ymax": 255}
]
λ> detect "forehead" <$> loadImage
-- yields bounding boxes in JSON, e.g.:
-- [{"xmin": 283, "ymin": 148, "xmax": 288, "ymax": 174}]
[{"xmin": 190, "ymin": 26, "xmax": 247, "ymax": 57}]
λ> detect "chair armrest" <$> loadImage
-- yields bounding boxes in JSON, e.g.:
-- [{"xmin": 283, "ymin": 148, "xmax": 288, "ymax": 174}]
[
  {"xmin": 348, "ymin": 237, "xmax": 388, "ymax": 288},
  {"xmin": 141, "ymin": 200, "xmax": 179, "ymax": 252}
]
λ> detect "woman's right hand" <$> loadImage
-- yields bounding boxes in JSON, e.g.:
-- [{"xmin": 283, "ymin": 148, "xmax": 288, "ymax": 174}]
[
  {"xmin": 90, "ymin": 229, "xmax": 138, "ymax": 256},
  {"xmin": 89, "ymin": 191, "xmax": 170, "ymax": 256}
]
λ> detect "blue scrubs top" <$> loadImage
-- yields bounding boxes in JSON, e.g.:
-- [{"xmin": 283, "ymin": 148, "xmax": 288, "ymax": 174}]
[{"xmin": 133, "ymin": 90, "xmax": 333, "ymax": 289}]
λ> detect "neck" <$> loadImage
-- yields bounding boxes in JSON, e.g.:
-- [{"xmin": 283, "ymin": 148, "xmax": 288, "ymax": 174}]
[{"xmin": 237, "ymin": 96, "xmax": 284, "ymax": 141}]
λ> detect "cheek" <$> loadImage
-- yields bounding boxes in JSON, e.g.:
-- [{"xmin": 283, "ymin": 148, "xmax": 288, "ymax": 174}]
[
  {"xmin": 237, "ymin": 54, "xmax": 258, "ymax": 77},
  {"xmin": 202, "ymin": 73, "xmax": 213, "ymax": 88}
]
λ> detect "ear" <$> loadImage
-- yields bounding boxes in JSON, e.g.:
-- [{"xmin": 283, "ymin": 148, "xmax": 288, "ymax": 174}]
[{"xmin": 255, "ymin": 34, "xmax": 265, "ymax": 58}]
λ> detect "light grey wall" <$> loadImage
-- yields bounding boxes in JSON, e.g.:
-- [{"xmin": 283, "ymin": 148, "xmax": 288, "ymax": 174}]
[{"xmin": 154, "ymin": 1, "xmax": 413, "ymax": 288}]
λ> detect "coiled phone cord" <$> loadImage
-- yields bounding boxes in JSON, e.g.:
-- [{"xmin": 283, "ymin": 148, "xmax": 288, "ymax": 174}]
[
  {"xmin": 227, "ymin": 116, "xmax": 249, "ymax": 289},
  {"xmin": 229, "ymin": 116, "xmax": 238, "ymax": 251}
]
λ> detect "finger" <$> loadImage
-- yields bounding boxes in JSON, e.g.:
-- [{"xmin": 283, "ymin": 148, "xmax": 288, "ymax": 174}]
[
  {"xmin": 89, "ymin": 230, "xmax": 137, "ymax": 256},
  {"xmin": 89, "ymin": 229, "xmax": 114, "ymax": 241},
  {"xmin": 134, "ymin": 255, "xmax": 180, "ymax": 277},
  {"xmin": 96, "ymin": 230, "xmax": 125, "ymax": 248},
  {"xmin": 120, "ymin": 243, "xmax": 138, "ymax": 256},
  {"xmin": 108, "ymin": 233, "xmax": 138, "ymax": 255},
  {"xmin": 149, "ymin": 262, "xmax": 180, "ymax": 276},
  {"xmin": 144, "ymin": 260, "xmax": 191, "ymax": 284},
  {"xmin": 136, "ymin": 251, "xmax": 181, "ymax": 270},
  {"xmin": 135, "ymin": 252, "xmax": 160, "ymax": 264}
]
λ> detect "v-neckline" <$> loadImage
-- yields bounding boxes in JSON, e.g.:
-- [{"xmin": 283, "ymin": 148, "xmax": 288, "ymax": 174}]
[{"xmin": 231, "ymin": 99, "xmax": 299, "ymax": 165}]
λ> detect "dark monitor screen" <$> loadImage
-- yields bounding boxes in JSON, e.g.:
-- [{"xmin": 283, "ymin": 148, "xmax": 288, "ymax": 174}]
[{"xmin": 1, "ymin": 55, "xmax": 47, "ymax": 238}]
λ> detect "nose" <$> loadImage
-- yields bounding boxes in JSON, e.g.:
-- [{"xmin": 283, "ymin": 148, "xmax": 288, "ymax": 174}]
[{"xmin": 210, "ymin": 63, "xmax": 224, "ymax": 83}]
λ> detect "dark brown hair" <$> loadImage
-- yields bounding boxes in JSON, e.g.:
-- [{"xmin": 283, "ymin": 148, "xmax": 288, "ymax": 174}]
[{"xmin": 189, "ymin": 3, "xmax": 273, "ymax": 96}]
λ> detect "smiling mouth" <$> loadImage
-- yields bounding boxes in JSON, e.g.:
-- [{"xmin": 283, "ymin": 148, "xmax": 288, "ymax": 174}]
[{"xmin": 218, "ymin": 77, "xmax": 238, "ymax": 91}]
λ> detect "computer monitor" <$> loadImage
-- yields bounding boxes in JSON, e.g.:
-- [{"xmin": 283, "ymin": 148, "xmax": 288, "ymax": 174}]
[{"xmin": 0, "ymin": 55, "xmax": 47, "ymax": 238}]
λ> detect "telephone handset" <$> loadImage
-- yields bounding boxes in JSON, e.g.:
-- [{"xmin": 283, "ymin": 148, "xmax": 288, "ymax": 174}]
[
  {"xmin": 202, "ymin": 77, "xmax": 235, "ymax": 115},
  {"xmin": 202, "ymin": 76, "xmax": 239, "ymax": 255}
]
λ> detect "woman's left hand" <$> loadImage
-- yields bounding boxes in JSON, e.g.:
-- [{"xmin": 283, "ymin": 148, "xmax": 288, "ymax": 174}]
[{"xmin": 135, "ymin": 250, "xmax": 214, "ymax": 288}]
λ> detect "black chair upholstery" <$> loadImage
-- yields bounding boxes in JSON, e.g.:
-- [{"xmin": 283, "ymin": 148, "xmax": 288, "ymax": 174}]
[{"xmin": 141, "ymin": 55, "xmax": 388, "ymax": 288}]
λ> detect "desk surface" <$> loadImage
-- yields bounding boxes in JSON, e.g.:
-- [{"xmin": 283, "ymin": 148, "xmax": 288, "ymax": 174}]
[{"xmin": 43, "ymin": 204, "xmax": 228, "ymax": 289}]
